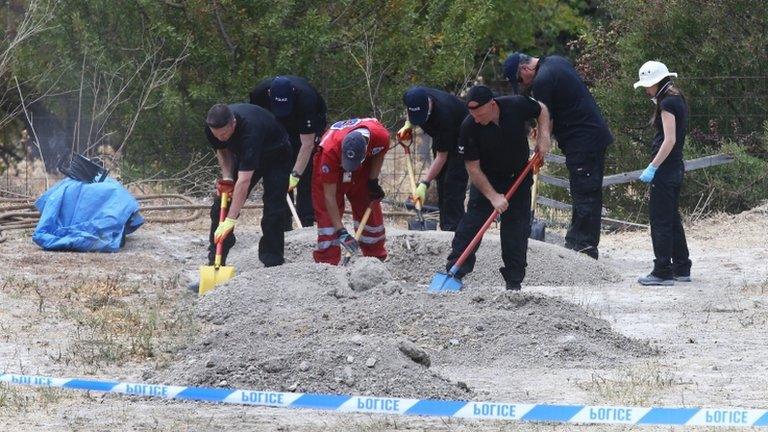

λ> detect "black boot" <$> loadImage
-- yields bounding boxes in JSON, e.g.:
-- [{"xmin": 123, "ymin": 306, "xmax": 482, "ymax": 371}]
[{"xmin": 499, "ymin": 267, "xmax": 522, "ymax": 291}]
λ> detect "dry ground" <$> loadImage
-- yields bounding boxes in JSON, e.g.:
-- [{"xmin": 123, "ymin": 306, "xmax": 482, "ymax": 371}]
[{"xmin": 1, "ymin": 203, "xmax": 767, "ymax": 431}]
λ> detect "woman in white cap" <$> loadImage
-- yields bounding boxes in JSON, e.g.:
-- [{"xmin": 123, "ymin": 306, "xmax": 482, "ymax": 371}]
[{"xmin": 633, "ymin": 61, "xmax": 692, "ymax": 286}]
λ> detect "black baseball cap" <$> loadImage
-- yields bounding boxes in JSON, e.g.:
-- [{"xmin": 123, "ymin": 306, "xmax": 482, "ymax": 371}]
[
  {"xmin": 403, "ymin": 87, "xmax": 430, "ymax": 126},
  {"xmin": 269, "ymin": 76, "xmax": 295, "ymax": 117},
  {"xmin": 341, "ymin": 131, "xmax": 368, "ymax": 172},
  {"xmin": 466, "ymin": 85, "xmax": 494, "ymax": 108}
]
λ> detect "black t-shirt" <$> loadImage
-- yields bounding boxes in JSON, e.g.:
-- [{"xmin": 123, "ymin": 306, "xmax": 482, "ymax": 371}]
[
  {"xmin": 249, "ymin": 75, "xmax": 327, "ymax": 136},
  {"xmin": 531, "ymin": 55, "xmax": 613, "ymax": 155},
  {"xmin": 458, "ymin": 96, "xmax": 541, "ymax": 177},
  {"xmin": 417, "ymin": 87, "xmax": 468, "ymax": 157},
  {"xmin": 205, "ymin": 103, "xmax": 289, "ymax": 171},
  {"xmin": 652, "ymin": 94, "xmax": 688, "ymax": 165}
]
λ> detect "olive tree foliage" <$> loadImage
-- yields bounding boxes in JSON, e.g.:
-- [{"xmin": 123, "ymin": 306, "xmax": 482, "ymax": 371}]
[
  {"xmin": 3, "ymin": 0, "xmax": 588, "ymax": 178},
  {"xmin": 6, "ymin": 0, "xmax": 190, "ymax": 171},
  {"xmin": 0, "ymin": 0, "xmax": 58, "ymax": 169}
]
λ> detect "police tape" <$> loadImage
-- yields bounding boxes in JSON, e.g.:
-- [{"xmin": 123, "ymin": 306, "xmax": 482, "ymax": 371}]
[{"xmin": 1, "ymin": 373, "xmax": 767, "ymax": 427}]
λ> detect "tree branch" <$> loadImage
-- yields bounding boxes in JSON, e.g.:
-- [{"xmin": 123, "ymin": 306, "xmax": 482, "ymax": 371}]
[{"xmin": 212, "ymin": 2, "xmax": 237, "ymax": 60}]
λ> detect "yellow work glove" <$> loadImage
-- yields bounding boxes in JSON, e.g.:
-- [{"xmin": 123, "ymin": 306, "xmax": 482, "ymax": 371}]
[
  {"xmin": 414, "ymin": 180, "xmax": 429, "ymax": 205},
  {"xmin": 396, "ymin": 121, "xmax": 413, "ymax": 142},
  {"xmin": 213, "ymin": 217, "xmax": 237, "ymax": 244},
  {"xmin": 288, "ymin": 170, "xmax": 301, "ymax": 192}
]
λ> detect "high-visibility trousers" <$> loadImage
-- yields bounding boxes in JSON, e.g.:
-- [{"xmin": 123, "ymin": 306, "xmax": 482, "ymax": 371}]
[{"xmin": 311, "ymin": 168, "xmax": 386, "ymax": 265}]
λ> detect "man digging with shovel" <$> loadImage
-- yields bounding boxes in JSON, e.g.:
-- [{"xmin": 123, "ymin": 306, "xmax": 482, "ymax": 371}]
[
  {"xmin": 443, "ymin": 85, "xmax": 551, "ymax": 291},
  {"xmin": 311, "ymin": 118, "xmax": 390, "ymax": 265},
  {"xmin": 249, "ymin": 75, "xmax": 328, "ymax": 229},
  {"xmin": 193, "ymin": 103, "xmax": 293, "ymax": 294},
  {"xmin": 397, "ymin": 86, "xmax": 469, "ymax": 231}
]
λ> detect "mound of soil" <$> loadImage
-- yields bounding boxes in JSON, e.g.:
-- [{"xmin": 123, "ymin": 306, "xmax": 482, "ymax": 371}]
[
  {"xmin": 156, "ymin": 233, "xmax": 651, "ymax": 399},
  {"xmin": 283, "ymin": 228, "xmax": 621, "ymax": 288}
]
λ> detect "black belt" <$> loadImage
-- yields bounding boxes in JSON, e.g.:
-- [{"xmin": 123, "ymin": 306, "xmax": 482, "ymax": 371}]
[{"xmin": 262, "ymin": 144, "xmax": 292, "ymax": 158}]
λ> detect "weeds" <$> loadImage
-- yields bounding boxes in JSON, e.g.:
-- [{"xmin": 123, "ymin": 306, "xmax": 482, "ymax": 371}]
[
  {"xmin": 56, "ymin": 274, "xmax": 197, "ymax": 367},
  {"xmin": 0, "ymin": 382, "xmax": 68, "ymax": 412},
  {"xmin": 576, "ymin": 362, "xmax": 677, "ymax": 406},
  {"xmin": 1, "ymin": 276, "xmax": 40, "ymax": 298},
  {"xmin": 737, "ymin": 281, "xmax": 768, "ymax": 327},
  {"xmin": 2, "ymin": 260, "xmax": 196, "ymax": 369},
  {"xmin": 740, "ymin": 279, "xmax": 768, "ymax": 296}
]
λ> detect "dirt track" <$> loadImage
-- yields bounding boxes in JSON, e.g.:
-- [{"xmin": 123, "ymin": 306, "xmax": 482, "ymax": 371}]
[{"xmin": 1, "ymin": 203, "xmax": 767, "ymax": 431}]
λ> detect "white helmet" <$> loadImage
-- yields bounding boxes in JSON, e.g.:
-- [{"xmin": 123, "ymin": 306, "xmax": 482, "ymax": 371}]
[{"xmin": 633, "ymin": 61, "xmax": 678, "ymax": 89}]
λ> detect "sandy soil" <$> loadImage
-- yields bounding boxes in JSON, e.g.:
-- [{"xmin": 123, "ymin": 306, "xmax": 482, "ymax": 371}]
[{"xmin": 1, "ymin": 203, "xmax": 766, "ymax": 431}]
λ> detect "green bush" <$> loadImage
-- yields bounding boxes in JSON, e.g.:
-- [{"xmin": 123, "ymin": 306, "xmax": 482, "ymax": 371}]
[
  {"xmin": 682, "ymin": 127, "xmax": 768, "ymax": 215},
  {"xmin": 3, "ymin": 0, "xmax": 589, "ymax": 178},
  {"xmin": 564, "ymin": 0, "xmax": 768, "ymax": 219}
]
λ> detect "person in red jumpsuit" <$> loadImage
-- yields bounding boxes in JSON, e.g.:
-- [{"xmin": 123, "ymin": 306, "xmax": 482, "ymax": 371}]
[{"xmin": 311, "ymin": 118, "xmax": 390, "ymax": 265}]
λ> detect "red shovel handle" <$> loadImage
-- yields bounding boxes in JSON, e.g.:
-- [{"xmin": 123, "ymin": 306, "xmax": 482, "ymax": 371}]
[{"xmin": 451, "ymin": 152, "xmax": 542, "ymax": 271}]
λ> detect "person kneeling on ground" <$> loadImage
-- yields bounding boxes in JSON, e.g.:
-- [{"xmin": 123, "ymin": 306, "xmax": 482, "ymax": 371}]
[
  {"xmin": 445, "ymin": 85, "xmax": 551, "ymax": 290},
  {"xmin": 311, "ymin": 118, "xmax": 390, "ymax": 265},
  {"xmin": 633, "ymin": 61, "xmax": 692, "ymax": 286}
]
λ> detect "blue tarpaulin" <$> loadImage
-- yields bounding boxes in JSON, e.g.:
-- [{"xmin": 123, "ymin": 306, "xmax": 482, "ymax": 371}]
[{"xmin": 33, "ymin": 178, "xmax": 144, "ymax": 252}]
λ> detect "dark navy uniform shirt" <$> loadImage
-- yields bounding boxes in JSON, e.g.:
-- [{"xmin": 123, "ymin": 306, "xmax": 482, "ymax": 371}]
[
  {"xmin": 205, "ymin": 103, "xmax": 289, "ymax": 171},
  {"xmin": 416, "ymin": 87, "xmax": 468, "ymax": 157},
  {"xmin": 531, "ymin": 55, "xmax": 613, "ymax": 155},
  {"xmin": 249, "ymin": 75, "xmax": 327, "ymax": 136},
  {"xmin": 458, "ymin": 96, "xmax": 541, "ymax": 178}
]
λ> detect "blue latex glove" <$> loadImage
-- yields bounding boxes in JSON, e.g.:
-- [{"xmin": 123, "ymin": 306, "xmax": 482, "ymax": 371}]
[{"xmin": 639, "ymin": 163, "xmax": 657, "ymax": 183}]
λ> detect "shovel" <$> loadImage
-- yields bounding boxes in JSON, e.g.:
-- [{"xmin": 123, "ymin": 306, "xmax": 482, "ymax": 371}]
[
  {"xmin": 529, "ymin": 171, "xmax": 546, "ymax": 241},
  {"xmin": 399, "ymin": 139, "xmax": 437, "ymax": 231},
  {"xmin": 286, "ymin": 193, "xmax": 303, "ymax": 228},
  {"xmin": 199, "ymin": 192, "xmax": 236, "ymax": 295},
  {"xmin": 429, "ymin": 153, "xmax": 542, "ymax": 293},
  {"xmin": 341, "ymin": 206, "xmax": 373, "ymax": 266}
]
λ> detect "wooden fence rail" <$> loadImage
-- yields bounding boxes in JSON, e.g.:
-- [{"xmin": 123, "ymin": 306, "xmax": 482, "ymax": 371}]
[
  {"xmin": 536, "ymin": 153, "xmax": 734, "ymax": 190},
  {"xmin": 533, "ymin": 153, "xmax": 734, "ymax": 229}
]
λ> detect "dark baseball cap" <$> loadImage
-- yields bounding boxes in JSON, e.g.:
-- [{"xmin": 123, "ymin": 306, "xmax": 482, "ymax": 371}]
[
  {"xmin": 403, "ymin": 87, "xmax": 430, "ymax": 126},
  {"xmin": 269, "ymin": 76, "xmax": 295, "ymax": 117},
  {"xmin": 466, "ymin": 85, "xmax": 494, "ymax": 108},
  {"xmin": 503, "ymin": 52, "xmax": 522, "ymax": 94},
  {"xmin": 341, "ymin": 131, "xmax": 368, "ymax": 172}
]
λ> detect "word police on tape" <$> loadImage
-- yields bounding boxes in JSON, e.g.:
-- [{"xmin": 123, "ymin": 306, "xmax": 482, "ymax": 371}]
[{"xmin": 2, "ymin": 373, "xmax": 768, "ymax": 427}]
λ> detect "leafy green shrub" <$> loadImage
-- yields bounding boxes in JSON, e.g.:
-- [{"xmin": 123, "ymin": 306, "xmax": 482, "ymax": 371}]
[{"xmin": 563, "ymin": 0, "xmax": 768, "ymax": 218}]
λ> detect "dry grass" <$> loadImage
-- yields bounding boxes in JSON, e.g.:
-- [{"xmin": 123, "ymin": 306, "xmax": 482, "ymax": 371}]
[
  {"xmin": 740, "ymin": 279, "xmax": 768, "ymax": 296},
  {"xmin": 1, "ymin": 272, "xmax": 198, "ymax": 368},
  {"xmin": 0, "ymin": 382, "xmax": 69, "ymax": 412},
  {"xmin": 575, "ymin": 362, "xmax": 677, "ymax": 406},
  {"xmin": 54, "ymin": 275, "xmax": 197, "ymax": 367}
]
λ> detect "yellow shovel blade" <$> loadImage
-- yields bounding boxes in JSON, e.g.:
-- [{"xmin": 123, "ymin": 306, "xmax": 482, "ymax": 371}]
[{"xmin": 198, "ymin": 264, "xmax": 236, "ymax": 296}]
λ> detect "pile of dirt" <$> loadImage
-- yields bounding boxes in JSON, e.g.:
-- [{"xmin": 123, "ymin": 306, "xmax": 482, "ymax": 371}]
[
  {"xmin": 156, "ymin": 261, "xmax": 471, "ymax": 399},
  {"xmin": 284, "ymin": 228, "xmax": 621, "ymax": 287},
  {"xmin": 156, "ymin": 237, "xmax": 652, "ymax": 398}
]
